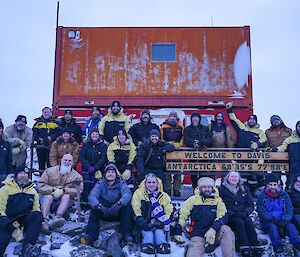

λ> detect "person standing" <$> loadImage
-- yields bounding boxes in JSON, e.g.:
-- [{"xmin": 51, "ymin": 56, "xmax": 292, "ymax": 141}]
[
  {"xmin": 59, "ymin": 110, "xmax": 82, "ymax": 144},
  {"xmin": 82, "ymin": 106, "xmax": 104, "ymax": 142},
  {"xmin": 0, "ymin": 119, "xmax": 13, "ymax": 181}
]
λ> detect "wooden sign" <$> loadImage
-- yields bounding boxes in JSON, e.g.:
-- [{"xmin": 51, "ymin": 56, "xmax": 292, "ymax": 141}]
[
  {"xmin": 166, "ymin": 162, "xmax": 289, "ymax": 172},
  {"xmin": 166, "ymin": 151, "xmax": 288, "ymax": 161}
]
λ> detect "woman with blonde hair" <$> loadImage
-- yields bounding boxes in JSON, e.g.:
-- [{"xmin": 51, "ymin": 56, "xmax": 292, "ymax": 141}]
[{"xmin": 219, "ymin": 169, "xmax": 263, "ymax": 257}]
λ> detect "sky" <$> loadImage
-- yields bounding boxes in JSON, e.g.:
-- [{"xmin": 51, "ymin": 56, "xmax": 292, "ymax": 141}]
[{"xmin": 0, "ymin": 0, "xmax": 299, "ymax": 131}]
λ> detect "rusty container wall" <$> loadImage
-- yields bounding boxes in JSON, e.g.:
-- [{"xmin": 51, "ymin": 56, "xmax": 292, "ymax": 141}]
[{"xmin": 53, "ymin": 26, "xmax": 252, "ymax": 108}]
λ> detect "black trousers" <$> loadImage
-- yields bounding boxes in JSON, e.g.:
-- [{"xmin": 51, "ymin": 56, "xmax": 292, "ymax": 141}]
[
  {"xmin": 229, "ymin": 216, "xmax": 259, "ymax": 247},
  {"xmin": 0, "ymin": 211, "xmax": 43, "ymax": 257},
  {"xmin": 36, "ymin": 148, "xmax": 50, "ymax": 170},
  {"xmin": 86, "ymin": 203, "xmax": 133, "ymax": 242}
]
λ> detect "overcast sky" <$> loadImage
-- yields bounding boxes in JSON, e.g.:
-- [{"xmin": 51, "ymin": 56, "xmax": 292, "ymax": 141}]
[{"xmin": 0, "ymin": 0, "xmax": 299, "ymax": 131}]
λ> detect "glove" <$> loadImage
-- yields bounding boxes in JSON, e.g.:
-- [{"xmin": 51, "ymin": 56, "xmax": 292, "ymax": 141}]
[
  {"xmin": 174, "ymin": 235, "xmax": 185, "ymax": 244},
  {"xmin": 109, "ymin": 202, "xmax": 122, "ymax": 217},
  {"xmin": 95, "ymin": 204, "xmax": 110, "ymax": 217},
  {"xmin": 226, "ymin": 102, "xmax": 233, "ymax": 109},
  {"xmin": 12, "ymin": 147, "xmax": 21, "ymax": 155},
  {"xmin": 95, "ymin": 170, "xmax": 102, "ymax": 180},
  {"xmin": 204, "ymin": 228, "xmax": 216, "ymax": 245},
  {"xmin": 12, "ymin": 221, "xmax": 24, "ymax": 242},
  {"xmin": 135, "ymin": 216, "xmax": 147, "ymax": 229},
  {"xmin": 19, "ymin": 140, "xmax": 26, "ymax": 150},
  {"xmin": 52, "ymin": 186, "xmax": 64, "ymax": 200},
  {"xmin": 122, "ymin": 169, "xmax": 131, "ymax": 181},
  {"xmin": 88, "ymin": 167, "xmax": 96, "ymax": 174},
  {"xmin": 251, "ymin": 141, "xmax": 258, "ymax": 150},
  {"xmin": 143, "ymin": 221, "xmax": 153, "ymax": 231},
  {"xmin": 143, "ymin": 219, "xmax": 164, "ymax": 231}
]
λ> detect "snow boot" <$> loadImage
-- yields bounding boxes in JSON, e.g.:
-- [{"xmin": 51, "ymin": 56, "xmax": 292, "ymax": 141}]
[
  {"xmin": 48, "ymin": 215, "xmax": 65, "ymax": 231},
  {"xmin": 140, "ymin": 243, "xmax": 155, "ymax": 257},
  {"xmin": 41, "ymin": 220, "xmax": 50, "ymax": 235},
  {"xmin": 240, "ymin": 246, "xmax": 252, "ymax": 257},
  {"xmin": 156, "ymin": 243, "xmax": 171, "ymax": 257},
  {"xmin": 79, "ymin": 233, "xmax": 95, "ymax": 246},
  {"xmin": 252, "ymin": 246, "xmax": 264, "ymax": 257},
  {"xmin": 21, "ymin": 243, "xmax": 41, "ymax": 257},
  {"xmin": 273, "ymin": 245, "xmax": 285, "ymax": 256}
]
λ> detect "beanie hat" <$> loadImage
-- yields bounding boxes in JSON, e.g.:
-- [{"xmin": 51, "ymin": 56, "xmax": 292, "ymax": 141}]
[
  {"xmin": 15, "ymin": 165, "xmax": 30, "ymax": 177},
  {"xmin": 0, "ymin": 119, "xmax": 3, "ymax": 129},
  {"xmin": 270, "ymin": 115, "xmax": 282, "ymax": 123},
  {"xmin": 64, "ymin": 110, "xmax": 73, "ymax": 116},
  {"xmin": 191, "ymin": 112, "xmax": 201, "ymax": 121},
  {"xmin": 169, "ymin": 111, "xmax": 178, "ymax": 119},
  {"xmin": 15, "ymin": 115, "xmax": 27, "ymax": 124},
  {"xmin": 197, "ymin": 177, "xmax": 215, "ymax": 188},
  {"xmin": 104, "ymin": 163, "xmax": 118, "ymax": 176},
  {"xmin": 265, "ymin": 174, "xmax": 280, "ymax": 185},
  {"xmin": 111, "ymin": 101, "xmax": 121, "ymax": 108},
  {"xmin": 140, "ymin": 110, "xmax": 151, "ymax": 118},
  {"xmin": 61, "ymin": 127, "xmax": 71, "ymax": 135},
  {"xmin": 117, "ymin": 128, "xmax": 128, "ymax": 138},
  {"xmin": 92, "ymin": 106, "xmax": 101, "ymax": 113},
  {"xmin": 90, "ymin": 128, "xmax": 99, "ymax": 134},
  {"xmin": 248, "ymin": 114, "xmax": 258, "ymax": 123},
  {"xmin": 150, "ymin": 129, "xmax": 160, "ymax": 137}
]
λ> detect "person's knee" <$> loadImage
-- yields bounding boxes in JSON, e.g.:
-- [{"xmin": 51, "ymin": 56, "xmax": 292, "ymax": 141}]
[{"xmin": 42, "ymin": 195, "xmax": 54, "ymax": 206}]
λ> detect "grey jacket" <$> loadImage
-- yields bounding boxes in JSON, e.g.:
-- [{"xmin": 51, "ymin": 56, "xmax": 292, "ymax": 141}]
[{"xmin": 89, "ymin": 177, "xmax": 131, "ymax": 208}]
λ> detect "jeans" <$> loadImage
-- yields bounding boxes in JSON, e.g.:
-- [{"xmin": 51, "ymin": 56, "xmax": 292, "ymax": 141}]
[
  {"xmin": 262, "ymin": 222, "xmax": 300, "ymax": 246},
  {"xmin": 142, "ymin": 228, "xmax": 167, "ymax": 245},
  {"xmin": 81, "ymin": 171, "xmax": 97, "ymax": 201}
]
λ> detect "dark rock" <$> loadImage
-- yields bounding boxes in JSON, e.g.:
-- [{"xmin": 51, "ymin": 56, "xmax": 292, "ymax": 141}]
[
  {"xmin": 70, "ymin": 244, "xmax": 106, "ymax": 257},
  {"xmin": 50, "ymin": 232, "xmax": 72, "ymax": 250},
  {"xmin": 56, "ymin": 221, "xmax": 87, "ymax": 237}
]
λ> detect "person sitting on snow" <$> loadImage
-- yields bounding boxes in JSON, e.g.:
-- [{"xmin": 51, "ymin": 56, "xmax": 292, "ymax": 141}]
[
  {"xmin": 38, "ymin": 153, "xmax": 83, "ymax": 234},
  {"xmin": 257, "ymin": 174, "xmax": 300, "ymax": 256},
  {"xmin": 80, "ymin": 163, "xmax": 133, "ymax": 246},
  {"xmin": 0, "ymin": 165, "xmax": 42, "ymax": 257},
  {"xmin": 131, "ymin": 173, "xmax": 173, "ymax": 257},
  {"xmin": 288, "ymin": 174, "xmax": 300, "ymax": 231},
  {"xmin": 173, "ymin": 177, "xmax": 235, "ymax": 257}
]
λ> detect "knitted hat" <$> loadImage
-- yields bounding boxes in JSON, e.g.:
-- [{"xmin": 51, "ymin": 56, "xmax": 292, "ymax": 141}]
[
  {"xmin": 61, "ymin": 127, "xmax": 71, "ymax": 135},
  {"xmin": 169, "ymin": 111, "xmax": 178, "ymax": 119},
  {"xmin": 15, "ymin": 165, "xmax": 30, "ymax": 177},
  {"xmin": 111, "ymin": 101, "xmax": 121, "ymax": 108},
  {"xmin": 265, "ymin": 174, "xmax": 280, "ymax": 185},
  {"xmin": 64, "ymin": 110, "xmax": 73, "ymax": 116},
  {"xmin": 104, "ymin": 163, "xmax": 118, "ymax": 175},
  {"xmin": 15, "ymin": 115, "xmax": 27, "ymax": 124},
  {"xmin": 150, "ymin": 129, "xmax": 160, "ymax": 137},
  {"xmin": 197, "ymin": 177, "xmax": 215, "ymax": 188},
  {"xmin": 140, "ymin": 110, "xmax": 151, "ymax": 118},
  {"xmin": 248, "ymin": 114, "xmax": 258, "ymax": 123},
  {"xmin": 117, "ymin": 128, "xmax": 128, "ymax": 138},
  {"xmin": 92, "ymin": 106, "xmax": 101, "ymax": 113},
  {"xmin": 191, "ymin": 112, "xmax": 201, "ymax": 121}
]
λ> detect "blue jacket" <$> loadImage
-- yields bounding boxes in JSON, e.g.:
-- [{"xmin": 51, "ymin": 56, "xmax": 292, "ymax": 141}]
[
  {"xmin": 257, "ymin": 187, "xmax": 294, "ymax": 223},
  {"xmin": 82, "ymin": 116, "xmax": 103, "ymax": 142},
  {"xmin": 88, "ymin": 176, "xmax": 131, "ymax": 208}
]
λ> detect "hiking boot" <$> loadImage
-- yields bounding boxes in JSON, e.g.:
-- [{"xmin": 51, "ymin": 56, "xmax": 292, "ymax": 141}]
[
  {"xmin": 140, "ymin": 243, "xmax": 155, "ymax": 257},
  {"xmin": 123, "ymin": 234, "xmax": 134, "ymax": 246},
  {"xmin": 205, "ymin": 240, "xmax": 220, "ymax": 253},
  {"xmin": 21, "ymin": 243, "xmax": 41, "ymax": 257},
  {"xmin": 165, "ymin": 189, "xmax": 171, "ymax": 196},
  {"xmin": 273, "ymin": 245, "xmax": 284, "ymax": 253},
  {"xmin": 252, "ymin": 246, "xmax": 264, "ymax": 257},
  {"xmin": 79, "ymin": 233, "xmax": 95, "ymax": 246},
  {"xmin": 240, "ymin": 246, "xmax": 252, "ymax": 257},
  {"xmin": 41, "ymin": 221, "xmax": 50, "ymax": 235},
  {"xmin": 48, "ymin": 215, "xmax": 65, "ymax": 231},
  {"xmin": 156, "ymin": 243, "xmax": 171, "ymax": 257},
  {"xmin": 173, "ymin": 190, "xmax": 181, "ymax": 197}
]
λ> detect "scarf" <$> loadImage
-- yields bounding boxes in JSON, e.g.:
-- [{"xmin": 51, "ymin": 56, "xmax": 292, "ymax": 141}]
[
  {"xmin": 148, "ymin": 192, "xmax": 170, "ymax": 232},
  {"xmin": 223, "ymin": 181, "xmax": 241, "ymax": 196}
]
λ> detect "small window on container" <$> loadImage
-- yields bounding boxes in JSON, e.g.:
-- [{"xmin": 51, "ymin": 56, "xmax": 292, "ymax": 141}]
[{"xmin": 151, "ymin": 43, "xmax": 176, "ymax": 62}]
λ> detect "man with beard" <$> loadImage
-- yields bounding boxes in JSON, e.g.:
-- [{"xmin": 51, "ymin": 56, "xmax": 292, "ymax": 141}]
[
  {"xmin": 257, "ymin": 174, "xmax": 300, "ymax": 256},
  {"xmin": 32, "ymin": 107, "xmax": 60, "ymax": 170},
  {"xmin": 59, "ymin": 110, "xmax": 82, "ymax": 144},
  {"xmin": 82, "ymin": 106, "xmax": 104, "ymax": 142},
  {"xmin": 129, "ymin": 110, "xmax": 160, "ymax": 146},
  {"xmin": 0, "ymin": 119, "xmax": 13, "ymax": 181},
  {"xmin": 0, "ymin": 165, "xmax": 42, "ymax": 257},
  {"xmin": 38, "ymin": 154, "xmax": 83, "ymax": 233},
  {"xmin": 5, "ymin": 115, "xmax": 33, "ymax": 168},
  {"xmin": 183, "ymin": 112, "xmax": 212, "ymax": 189},
  {"xmin": 270, "ymin": 121, "xmax": 300, "ymax": 187},
  {"xmin": 98, "ymin": 101, "xmax": 131, "ymax": 144},
  {"xmin": 288, "ymin": 174, "xmax": 300, "ymax": 231},
  {"xmin": 136, "ymin": 129, "xmax": 175, "ymax": 184},
  {"xmin": 173, "ymin": 177, "xmax": 235, "ymax": 257},
  {"xmin": 209, "ymin": 112, "xmax": 236, "ymax": 148}
]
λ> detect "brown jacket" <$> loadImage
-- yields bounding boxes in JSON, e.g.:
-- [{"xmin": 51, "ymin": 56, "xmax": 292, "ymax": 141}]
[
  {"xmin": 5, "ymin": 124, "xmax": 33, "ymax": 166},
  {"xmin": 265, "ymin": 126, "xmax": 292, "ymax": 148},
  {"xmin": 209, "ymin": 124, "xmax": 236, "ymax": 148},
  {"xmin": 49, "ymin": 136, "xmax": 80, "ymax": 167},
  {"xmin": 38, "ymin": 165, "xmax": 83, "ymax": 199}
]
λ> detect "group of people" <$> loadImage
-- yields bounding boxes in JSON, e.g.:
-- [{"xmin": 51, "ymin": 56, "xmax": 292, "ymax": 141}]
[{"xmin": 0, "ymin": 100, "xmax": 300, "ymax": 257}]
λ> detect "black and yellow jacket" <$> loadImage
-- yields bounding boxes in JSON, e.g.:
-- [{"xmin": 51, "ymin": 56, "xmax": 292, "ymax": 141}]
[
  {"xmin": 273, "ymin": 132, "xmax": 300, "ymax": 175},
  {"xmin": 131, "ymin": 179, "xmax": 173, "ymax": 225},
  {"xmin": 226, "ymin": 108, "xmax": 266, "ymax": 148},
  {"xmin": 98, "ymin": 108, "xmax": 131, "ymax": 144},
  {"xmin": 178, "ymin": 187, "xmax": 227, "ymax": 237},
  {"xmin": 0, "ymin": 178, "xmax": 40, "ymax": 230},
  {"xmin": 107, "ymin": 135, "xmax": 136, "ymax": 172},
  {"xmin": 32, "ymin": 116, "xmax": 60, "ymax": 148},
  {"xmin": 160, "ymin": 119, "xmax": 184, "ymax": 148}
]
